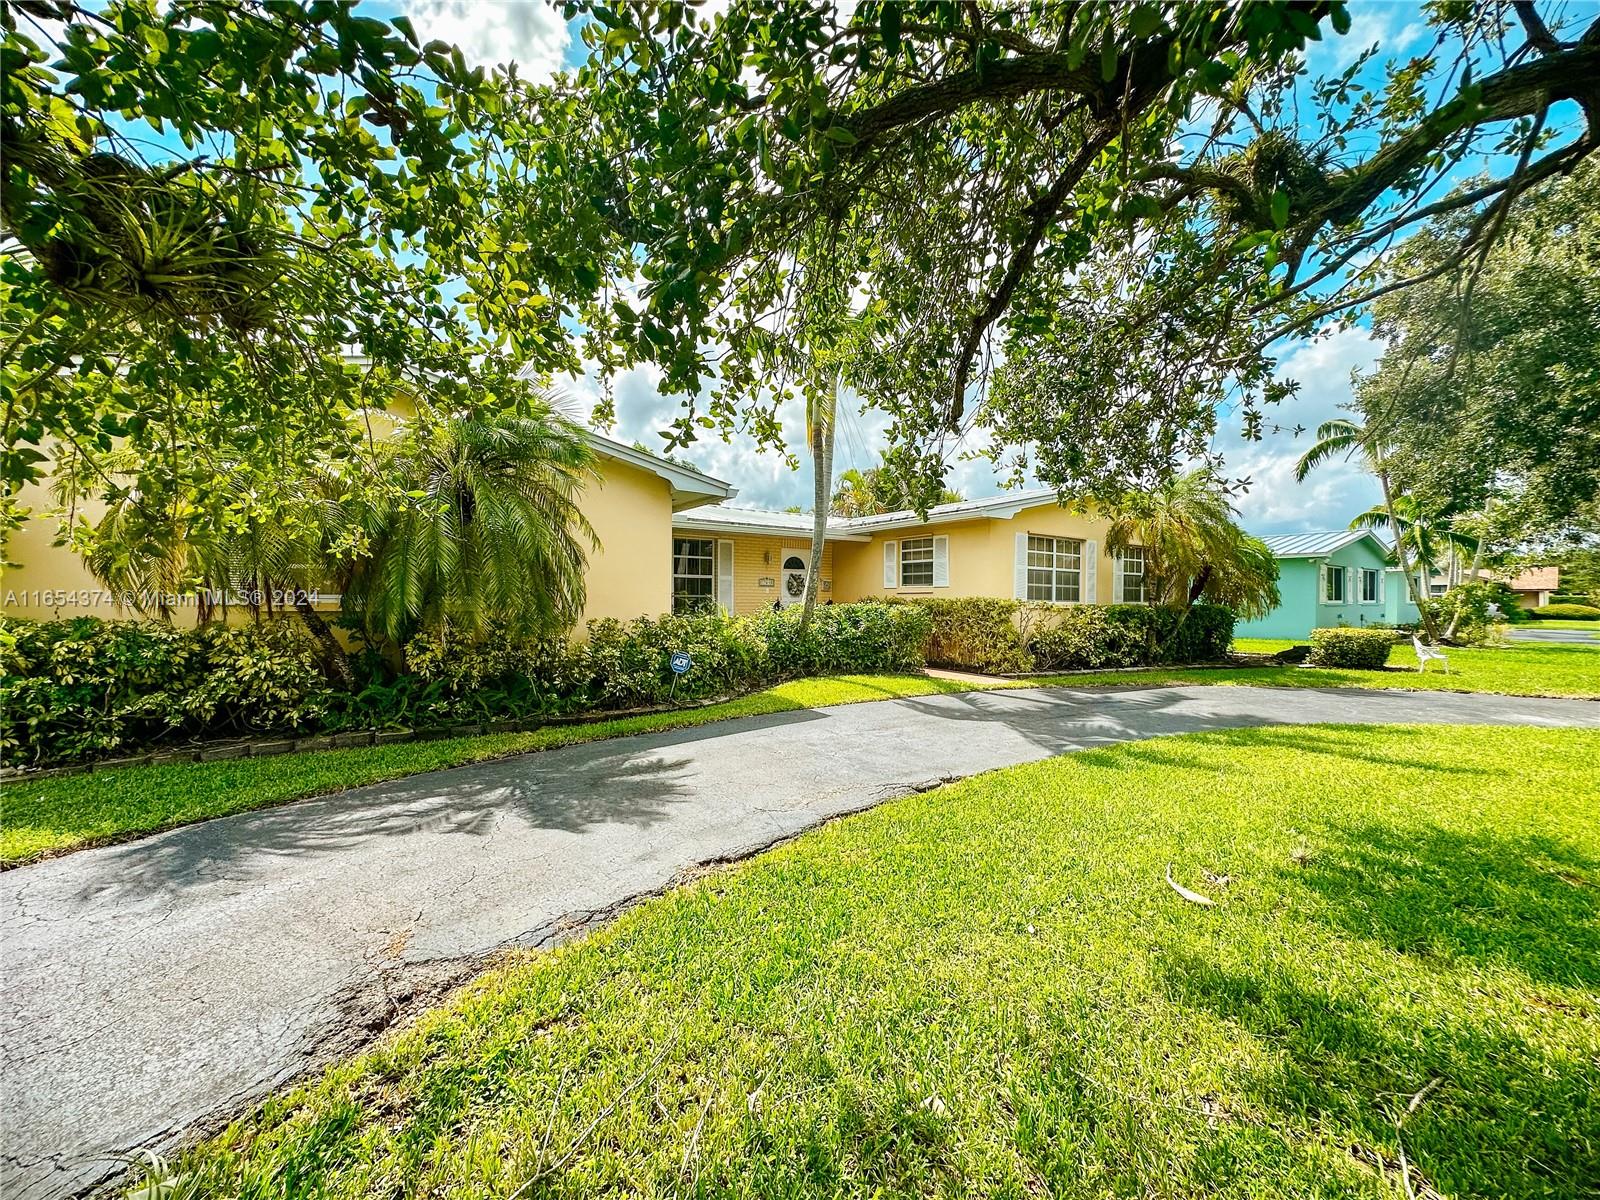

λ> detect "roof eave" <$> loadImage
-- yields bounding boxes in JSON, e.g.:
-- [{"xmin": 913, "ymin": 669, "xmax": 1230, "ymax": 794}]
[{"xmin": 581, "ymin": 432, "xmax": 738, "ymax": 510}]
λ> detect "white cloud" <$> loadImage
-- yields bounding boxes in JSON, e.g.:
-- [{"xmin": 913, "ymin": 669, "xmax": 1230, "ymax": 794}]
[
  {"xmin": 1313, "ymin": 0, "xmax": 1427, "ymax": 72},
  {"xmin": 400, "ymin": 0, "xmax": 571, "ymax": 80},
  {"xmin": 1219, "ymin": 326, "xmax": 1383, "ymax": 534}
]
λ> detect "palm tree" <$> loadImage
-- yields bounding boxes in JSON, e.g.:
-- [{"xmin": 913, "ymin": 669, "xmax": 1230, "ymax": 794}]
[
  {"xmin": 1349, "ymin": 497, "xmax": 1477, "ymax": 579},
  {"xmin": 830, "ymin": 463, "xmax": 963, "ymax": 517},
  {"xmin": 800, "ymin": 374, "xmax": 837, "ymax": 629},
  {"xmin": 1104, "ymin": 469, "xmax": 1279, "ymax": 621},
  {"xmin": 341, "ymin": 408, "xmax": 599, "ymax": 649},
  {"xmin": 1295, "ymin": 418, "xmax": 1439, "ymax": 639},
  {"xmin": 80, "ymin": 471, "xmax": 356, "ymax": 685}
]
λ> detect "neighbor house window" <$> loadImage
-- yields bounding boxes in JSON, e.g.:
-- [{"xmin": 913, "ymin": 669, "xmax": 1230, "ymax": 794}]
[
  {"xmin": 1324, "ymin": 564, "xmax": 1345, "ymax": 603},
  {"xmin": 1028, "ymin": 535, "xmax": 1082, "ymax": 602},
  {"xmin": 1120, "ymin": 546, "xmax": 1148, "ymax": 604},
  {"xmin": 900, "ymin": 537, "xmax": 935, "ymax": 587},
  {"xmin": 672, "ymin": 537, "xmax": 715, "ymax": 613},
  {"xmin": 1361, "ymin": 568, "xmax": 1381, "ymax": 603}
]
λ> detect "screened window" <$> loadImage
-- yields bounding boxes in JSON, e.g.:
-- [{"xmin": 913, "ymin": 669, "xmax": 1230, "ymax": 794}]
[
  {"xmin": 672, "ymin": 537, "xmax": 715, "ymax": 613},
  {"xmin": 1027, "ymin": 535, "xmax": 1082, "ymax": 602},
  {"xmin": 1361, "ymin": 568, "xmax": 1381, "ymax": 603},
  {"xmin": 1120, "ymin": 546, "xmax": 1148, "ymax": 604},
  {"xmin": 900, "ymin": 537, "xmax": 935, "ymax": 587},
  {"xmin": 1324, "ymin": 565, "xmax": 1346, "ymax": 603}
]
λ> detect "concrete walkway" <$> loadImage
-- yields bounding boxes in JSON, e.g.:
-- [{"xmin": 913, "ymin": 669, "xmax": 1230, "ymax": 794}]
[{"xmin": 4, "ymin": 684, "xmax": 1597, "ymax": 1198}]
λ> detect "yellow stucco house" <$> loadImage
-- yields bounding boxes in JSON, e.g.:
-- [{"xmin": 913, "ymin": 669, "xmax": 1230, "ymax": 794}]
[
  {"xmin": 3, "ymin": 428, "xmax": 1146, "ymax": 626},
  {"xmin": 670, "ymin": 489, "xmax": 1147, "ymax": 615}
]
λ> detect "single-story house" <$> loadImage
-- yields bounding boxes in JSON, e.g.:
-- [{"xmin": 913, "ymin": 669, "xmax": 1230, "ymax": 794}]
[
  {"xmin": 1234, "ymin": 530, "xmax": 1421, "ymax": 640},
  {"xmin": 1499, "ymin": 565, "xmax": 1560, "ymax": 610},
  {"xmin": 670, "ymin": 490, "xmax": 1147, "ymax": 614},
  {"xmin": 3, "ymin": 436, "xmax": 1149, "ymax": 626}
]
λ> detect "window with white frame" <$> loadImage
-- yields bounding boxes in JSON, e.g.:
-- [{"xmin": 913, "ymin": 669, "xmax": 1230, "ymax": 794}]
[
  {"xmin": 672, "ymin": 537, "xmax": 715, "ymax": 613},
  {"xmin": 1120, "ymin": 546, "xmax": 1148, "ymax": 603},
  {"xmin": 1361, "ymin": 567, "xmax": 1381, "ymax": 603},
  {"xmin": 1027, "ymin": 535, "xmax": 1082, "ymax": 602},
  {"xmin": 1324, "ymin": 564, "xmax": 1346, "ymax": 603},
  {"xmin": 899, "ymin": 536, "xmax": 935, "ymax": 587}
]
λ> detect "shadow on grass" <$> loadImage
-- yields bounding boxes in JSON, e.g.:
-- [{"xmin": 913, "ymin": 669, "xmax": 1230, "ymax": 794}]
[
  {"xmin": 1159, "ymin": 943, "xmax": 1594, "ymax": 1200},
  {"xmin": 1292, "ymin": 821, "xmax": 1599, "ymax": 990},
  {"xmin": 1157, "ymin": 808, "xmax": 1599, "ymax": 1198}
]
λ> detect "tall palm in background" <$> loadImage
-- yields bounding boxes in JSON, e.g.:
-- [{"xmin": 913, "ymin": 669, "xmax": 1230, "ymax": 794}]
[
  {"xmin": 830, "ymin": 463, "xmax": 963, "ymax": 517},
  {"xmin": 341, "ymin": 409, "xmax": 598, "ymax": 649},
  {"xmin": 1295, "ymin": 417, "xmax": 1439, "ymax": 639},
  {"xmin": 1349, "ymin": 496, "xmax": 1477, "ymax": 579},
  {"xmin": 1104, "ymin": 469, "xmax": 1279, "ymax": 621}
]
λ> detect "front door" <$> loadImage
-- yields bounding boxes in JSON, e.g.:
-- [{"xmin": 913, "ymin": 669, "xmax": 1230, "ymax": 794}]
[{"xmin": 779, "ymin": 548, "xmax": 809, "ymax": 606}]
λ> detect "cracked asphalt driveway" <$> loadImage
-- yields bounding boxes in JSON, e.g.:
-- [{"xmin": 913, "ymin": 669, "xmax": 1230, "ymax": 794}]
[{"xmin": 4, "ymin": 683, "xmax": 1598, "ymax": 1198}]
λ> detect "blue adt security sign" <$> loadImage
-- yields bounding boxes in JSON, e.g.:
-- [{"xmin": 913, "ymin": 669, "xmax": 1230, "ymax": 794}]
[{"xmin": 669, "ymin": 651, "xmax": 693, "ymax": 675}]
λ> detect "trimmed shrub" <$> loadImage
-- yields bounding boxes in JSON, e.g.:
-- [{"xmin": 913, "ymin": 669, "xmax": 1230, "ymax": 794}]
[
  {"xmin": 896, "ymin": 597, "xmax": 1236, "ymax": 673},
  {"xmin": 894, "ymin": 597, "xmax": 1032, "ymax": 674},
  {"xmin": 1530, "ymin": 603, "xmax": 1600, "ymax": 620},
  {"xmin": 1307, "ymin": 627, "xmax": 1396, "ymax": 669},
  {"xmin": 754, "ymin": 603, "xmax": 930, "ymax": 679},
  {"xmin": 0, "ymin": 616, "xmax": 331, "ymax": 766},
  {"xmin": 1028, "ymin": 606, "xmax": 1148, "ymax": 671}
]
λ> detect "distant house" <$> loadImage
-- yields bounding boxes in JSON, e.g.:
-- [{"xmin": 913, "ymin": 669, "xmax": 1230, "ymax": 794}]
[
  {"xmin": 1235, "ymin": 530, "xmax": 1420, "ymax": 640},
  {"xmin": 1500, "ymin": 566, "xmax": 1560, "ymax": 610}
]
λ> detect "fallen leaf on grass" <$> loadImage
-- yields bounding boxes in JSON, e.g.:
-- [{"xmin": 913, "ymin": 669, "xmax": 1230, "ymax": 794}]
[{"xmin": 1166, "ymin": 864, "xmax": 1215, "ymax": 906}]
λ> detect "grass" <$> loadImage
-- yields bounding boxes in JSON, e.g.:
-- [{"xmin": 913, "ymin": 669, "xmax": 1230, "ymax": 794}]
[
  {"xmin": 0, "ymin": 674, "xmax": 997, "ymax": 867},
  {"xmin": 1039, "ymin": 639, "xmax": 1600, "ymax": 700},
  {"xmin": 1522, "ymin": 619, "xmax": 1600, "ymax": 631},
  {"xmin": 148, "ymin": 725, "xmax": 1600, "ymax": 1200}
]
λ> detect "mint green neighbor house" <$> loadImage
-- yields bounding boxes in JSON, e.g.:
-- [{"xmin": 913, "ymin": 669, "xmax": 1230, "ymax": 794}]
[{"xmin": 1235, "ymin": 530, "xmax": 1421, "ymax": 640}]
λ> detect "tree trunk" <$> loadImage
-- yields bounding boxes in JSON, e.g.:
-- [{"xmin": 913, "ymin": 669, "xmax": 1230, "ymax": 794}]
[
  {"xmin": 1380, "ymin": 467, "xmax": 1439, "ymax": 641},
  {"xmin": 1443, "ymin": 524, "xmax": 1489, "ymax": 640},
  {"xmin": 293, "ymin": 591, "xmax": 357, "ymax": 690},
  {"xmin": 800, "ymin": 415, "xmax": 834, "ymax": 630}
]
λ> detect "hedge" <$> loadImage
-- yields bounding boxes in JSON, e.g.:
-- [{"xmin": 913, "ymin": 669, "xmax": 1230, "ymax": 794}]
[
  {"xmin": 1307, "ymin": 627, "xmax": 1396, "ymax": 669},
  {"xmin": 888, "ymin": 596, "xmax": 1235, "ymax": 674},
  {"xmin": 0, "ymin": 603, "xmax": 933, "ymax": 768},
  {"xmin": 1530, "ymin": 603, "xmax": 1600, "ymax": 621}
]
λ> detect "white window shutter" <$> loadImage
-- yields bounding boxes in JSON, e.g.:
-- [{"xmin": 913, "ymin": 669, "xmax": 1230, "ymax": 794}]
[
  {"xmin": 932, "ymin": 535, "xmax": 949, "ymax": 587},
  {"xmin": 716, "ymin": 540, "xmax": 734, "ymax": 613},
  {"xmin": 1320, "ymin": 563, "xmax": 1329, "ymax": 600},
  {"xmin": 883, "ymin": 540, "xmax": 898, "ymax": 588},
  {"xmin": 1111, "ymin": 551, "xmax": 1124, "ymax": 604},
  {"xmin": 1083, "ymin": 540, "xmax": 1098, "ymax": 604},
  {"xmin": 1014, "ymin": 532, "xmax": 1029, "ymax": 599}
]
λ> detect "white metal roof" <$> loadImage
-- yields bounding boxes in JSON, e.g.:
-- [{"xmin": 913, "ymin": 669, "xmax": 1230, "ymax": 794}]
[
  {"xmin": 1257, "ymin": 530, "xmax": 1389, "ymax": 558},
  {"xmin": 673, "ymin": 487, "xmax": 1066, "ymax": 538}
]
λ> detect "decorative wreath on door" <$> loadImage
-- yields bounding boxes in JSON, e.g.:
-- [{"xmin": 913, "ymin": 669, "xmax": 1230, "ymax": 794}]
[{"xmin": 785, "ymin": 572, "xmax": 805, "ymax": 597}]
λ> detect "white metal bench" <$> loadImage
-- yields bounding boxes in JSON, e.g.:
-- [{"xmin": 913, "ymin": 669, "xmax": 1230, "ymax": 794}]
[{"xmin": 1412, "ymin": 635, "xmax": 1450, "ymax": 674}]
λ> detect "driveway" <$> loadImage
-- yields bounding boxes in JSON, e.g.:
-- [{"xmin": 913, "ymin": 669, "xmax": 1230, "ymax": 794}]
[
  {"xmin": 4, "ymin": 684, "xmax": 1598, "ymax": 1198},
  {"xmin": 1508, "ymin": 625, "xmax": 1599, "ymax": 644}
]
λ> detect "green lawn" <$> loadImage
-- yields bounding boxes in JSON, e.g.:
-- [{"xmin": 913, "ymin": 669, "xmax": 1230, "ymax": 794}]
[
  {"xmin": 1522, "ymin": 619, "xmax": 1600, "ymax": 631},
  {"xmin": 0, "ymin": 674, "xmax": 995, "ymax": 867},
  {"xmin": 1045, "ymin": 640, "xmax": 1600, "ymax": 699},
  {"xmin": 144, "ymin": 725, "xmax": 1600, "ymax": 1200}
]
